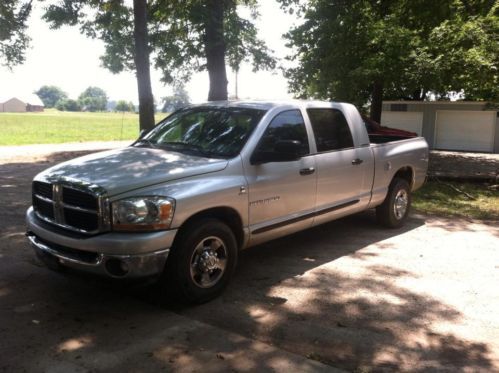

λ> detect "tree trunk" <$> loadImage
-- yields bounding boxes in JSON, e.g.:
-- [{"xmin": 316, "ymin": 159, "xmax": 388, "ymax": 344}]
[
  {"xmin": 133, "ymin": 0, "xmax": 155, "ymax": 131},
  {"xmin": 204, "ymin": 0, "xmax": 228, "ymax": 101},
  {"xmin": 370, "ymin": 81, "xmax": 383, "ymax": 123}
]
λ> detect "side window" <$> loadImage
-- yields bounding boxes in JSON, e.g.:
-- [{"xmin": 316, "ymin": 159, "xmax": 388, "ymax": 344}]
[
  {"xmin": 307, "ymin": 109, "xmax": 354, "ymax": 152},
  {"xmin": 254, "ymin": 110, "xmax": 310, "ymax": 159}
]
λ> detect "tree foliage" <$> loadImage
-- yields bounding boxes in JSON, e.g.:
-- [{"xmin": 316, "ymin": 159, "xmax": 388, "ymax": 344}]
[
  {"xmin": 281, "ymin": 0, "xmax": 498, "ymax": 121},
  {"xmin": 55, "ymin": 98, "xmax": 82, "ymax": 112},
  {"xmin": 78, "ymin": 86, "xmax": 108, "ymax": 112},
  {"xmin": 426, "ymin": 2, "xmax": 499, "ymax": 101},
  {"xmin": 161, "ymin": 85, "xmax": 190, "ymax": 112},
  {"xmin": 115, "ymin": 100, "xmax": 135, "ymax": 112},
  {"xmin": 43, "ymin": 1, "xmax": 275, "ymax": 103},
  {"xmin": 151, "ymin": 0, "xmax": 275, "ymax": 100},
  {"xmin": 0, "ymin": 0, "xmax": 32, "ymax": 67},
  {"xmin": 34, "ymin": 85, "xmax": 68, "ymax": 108},
  {"xmin": 44, "ymin": 0, "xmax": 155, "ymax": 130}
]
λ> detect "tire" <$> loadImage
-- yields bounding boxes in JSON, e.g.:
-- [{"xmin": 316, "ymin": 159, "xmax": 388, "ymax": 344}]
[
  {"xmin": 376, "ymin": 178, "xmax": 411, "ymax": 228},
  {"xmin": 162, "ymin": 219, "xmax": 238, "ymax": 304}
]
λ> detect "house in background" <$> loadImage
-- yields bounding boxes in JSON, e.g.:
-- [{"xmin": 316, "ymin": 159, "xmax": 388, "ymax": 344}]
[
  {"xmin": 0, "ymin": 95, "xmax": 45, "ymax": 112},
  {"xmin": 381, "ymin": 101, "xmax": 499, "ymax": 154}
]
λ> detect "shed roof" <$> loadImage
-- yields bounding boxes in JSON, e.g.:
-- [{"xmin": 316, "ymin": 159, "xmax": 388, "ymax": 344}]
[{"xmin": 0, "ymin": 94, "xmax": 44, "ymax": 107}]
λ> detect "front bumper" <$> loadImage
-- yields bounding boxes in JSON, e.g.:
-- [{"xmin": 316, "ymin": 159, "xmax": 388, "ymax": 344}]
[{"xmin": 26, "ymin": 207, "xmax": 177, "ymax": 278}]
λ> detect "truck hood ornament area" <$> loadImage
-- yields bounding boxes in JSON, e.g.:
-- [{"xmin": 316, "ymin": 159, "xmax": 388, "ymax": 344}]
[{"xmin": 36, "ymin": 147, "xmax": 228, "ymax": 196}]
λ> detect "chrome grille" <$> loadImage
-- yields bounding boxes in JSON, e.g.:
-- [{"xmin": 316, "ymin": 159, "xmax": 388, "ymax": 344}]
[
  {"xmin": 33, "ymin": 181, "xmax": 53, "ymax": 200},
  {"xmin": 32, "ymin": 180, "xmax": 105, "ymax": 234},
  {"xmin": 62, "ymin": 187, "xmax": 98, "ymax": 210},
  {"xmin": 33, "ymin": 194, "xmax": 55, "ymax": 219}
]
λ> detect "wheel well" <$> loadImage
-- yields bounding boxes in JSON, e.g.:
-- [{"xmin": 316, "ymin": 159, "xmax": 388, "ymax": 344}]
[
  {"xmin": 393, "ymin": 167, "xmax": 414, "ymax": 189},
  {"xmin": 177, "ymin": 207, "xmax": 245, "ymax": 249}
]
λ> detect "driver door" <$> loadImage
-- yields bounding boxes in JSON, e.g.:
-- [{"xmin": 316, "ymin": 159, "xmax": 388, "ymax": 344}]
[{"xmin": 244, "ymin": 110, "xmax": 317, "ymax": 246}]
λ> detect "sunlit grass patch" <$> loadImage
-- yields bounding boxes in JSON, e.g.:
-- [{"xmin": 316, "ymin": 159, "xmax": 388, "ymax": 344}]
[
  {"xmin": 0, "ymin": 110, "xmax": 166, "ymax": 145},
  {"xmin": 413, "ymin": 180, "xmax": 499, "ymax": 221}
]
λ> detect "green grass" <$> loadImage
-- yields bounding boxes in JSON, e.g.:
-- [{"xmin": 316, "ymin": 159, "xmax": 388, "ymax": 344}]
[
  {"xmin": 413, "ymin": 181, "xmax": 499, "ymax": 221},
  {"xmin": 0, "ymin": 109, "xmax": 167, "ymax": 145}
]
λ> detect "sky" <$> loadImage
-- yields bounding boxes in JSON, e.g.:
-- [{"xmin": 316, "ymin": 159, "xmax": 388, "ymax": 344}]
[{"xmin": 0, "ymin": 2, "xmax": 300, "ymax": 105}]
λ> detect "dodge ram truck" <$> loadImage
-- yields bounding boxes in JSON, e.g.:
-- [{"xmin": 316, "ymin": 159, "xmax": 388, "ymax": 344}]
[{"xmin": 26, "ymin": 101, "xmax": 428, "ymax": 303}]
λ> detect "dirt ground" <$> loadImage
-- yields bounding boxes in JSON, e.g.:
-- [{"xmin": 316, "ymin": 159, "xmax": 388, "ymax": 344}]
[
  {"xmin": 1, "ymin": 143, "xmax": 498, "ymax": 372},
  {"xmin": 429, "ymin": 150, "xmax": 499, "ymax": 181}
]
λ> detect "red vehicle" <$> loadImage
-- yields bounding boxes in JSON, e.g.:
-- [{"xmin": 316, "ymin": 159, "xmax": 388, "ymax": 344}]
[{"xmin": 362, "ymin": 115, "xmax": 417, "ymax": 138}]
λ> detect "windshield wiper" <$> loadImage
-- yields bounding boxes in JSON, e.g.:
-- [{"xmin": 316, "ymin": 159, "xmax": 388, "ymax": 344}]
[
  {"xmin": 134, "ymin": 139, "xmax": 157, "ymax": 148},
  {"xmin": 160, "ymin": 142, "xmax": 221, "ymax": 158}
]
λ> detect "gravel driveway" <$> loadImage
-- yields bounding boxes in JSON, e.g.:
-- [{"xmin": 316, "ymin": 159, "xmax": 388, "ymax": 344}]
[{"xmin": 1, "ymin": 143, "xmax": 498, "ymax": 372}]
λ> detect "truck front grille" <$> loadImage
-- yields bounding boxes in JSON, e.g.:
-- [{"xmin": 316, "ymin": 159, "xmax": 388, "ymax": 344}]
[
  {"xmin": 64, "ymin": 208, "xmax": 99, "ymax": 231},
  {"xmin": 33, "ymin": 181, "xmax": 53, "ymax": 200},
  {"xmin": 62, "ymin": 187, "xmax": 98, "ymax": 210},
  {"xmin": 33, "ymin": 195, "xmax": 55, "ymax": 220},
  {"xmin": 32, "ymin": 180, "xmax": 104, "ymax": 234}
]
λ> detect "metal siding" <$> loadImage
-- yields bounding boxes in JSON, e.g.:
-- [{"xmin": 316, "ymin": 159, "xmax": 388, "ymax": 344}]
[{"xmin": 381, "ymin": 111, "xmax": 423, "ymax": 135}]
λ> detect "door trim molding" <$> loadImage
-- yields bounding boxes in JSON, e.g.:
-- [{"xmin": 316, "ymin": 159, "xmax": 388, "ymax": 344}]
[{"xmin": 251, "ymin": 199, "xmax": 359, "ymax": 235}]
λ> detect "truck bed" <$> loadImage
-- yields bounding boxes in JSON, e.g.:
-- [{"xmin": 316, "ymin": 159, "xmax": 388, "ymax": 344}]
[{"xmin": 369, "ymin": 133, "xmax": 416, "ymax": 144}]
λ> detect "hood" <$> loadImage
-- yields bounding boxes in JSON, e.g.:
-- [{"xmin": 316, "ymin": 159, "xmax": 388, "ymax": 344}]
[{"xmin": 36, "ymin": 146, "xmax": 228, "ymax": 196}]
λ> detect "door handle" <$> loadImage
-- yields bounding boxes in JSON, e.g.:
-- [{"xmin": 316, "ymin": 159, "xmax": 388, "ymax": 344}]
[
  {"xmin": 352, "ymin": 158, "xmax": 363, "ymax": 165},
  {"xmin": 299, "ymin": 167, "xmax": 315, "ymax": 175}
]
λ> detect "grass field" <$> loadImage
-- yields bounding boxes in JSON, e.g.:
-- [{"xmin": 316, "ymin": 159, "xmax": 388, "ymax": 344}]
[
  {"xmin": 0, "ymin": 110, "xmax": 167, "ymax": 145},
  {"xmin": 413, "ymin": 181, "xmax": 499, "ymax": 221}
]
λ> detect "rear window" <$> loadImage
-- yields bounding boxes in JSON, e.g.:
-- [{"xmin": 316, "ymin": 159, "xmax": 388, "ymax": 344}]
[{"xmin": 307, "ymin": 109, "xmax": 354, "ymax": 152}]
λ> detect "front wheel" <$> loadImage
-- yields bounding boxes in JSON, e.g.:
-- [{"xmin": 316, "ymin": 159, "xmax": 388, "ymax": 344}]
[
  {"xmin": 376, "ymin": 178, "xmax": 411, "ymax": 228},
  {"xmin": 162, "ymin": 219, "xmax": 238, "ymax": 304}
]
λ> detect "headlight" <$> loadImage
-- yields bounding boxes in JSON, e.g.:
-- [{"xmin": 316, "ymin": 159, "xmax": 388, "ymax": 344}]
[{"xmin": 112, "ymin": 196, "xmax": 175, "ymax": 231}]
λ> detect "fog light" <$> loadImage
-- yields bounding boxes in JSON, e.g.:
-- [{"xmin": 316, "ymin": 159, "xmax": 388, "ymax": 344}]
[{"xmin": 105, "ymin": 258, "xmax": 129, "ymax": 277}]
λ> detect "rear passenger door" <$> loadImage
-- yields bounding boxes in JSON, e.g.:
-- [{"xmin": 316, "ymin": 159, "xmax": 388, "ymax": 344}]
[{"xmin": 306, "ymin": 108, "xmax": 372, "ymax": 225}]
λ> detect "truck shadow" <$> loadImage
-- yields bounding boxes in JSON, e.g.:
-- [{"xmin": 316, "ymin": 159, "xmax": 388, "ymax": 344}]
[
  {"xmin": 156, "ymin": 212, "xmax": 494, "ymax": 371},
  {"xmin": 0, "ymin": 149, "xmax": 496, "ymax": 372}
]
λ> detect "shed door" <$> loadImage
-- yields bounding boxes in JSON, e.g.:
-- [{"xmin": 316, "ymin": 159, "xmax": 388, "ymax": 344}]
[
  {"xmin": 381, "ymin": 112, "xmax": 423, "ymax": 135},
  {"xmin": 435, "ymin": 111, "xmax": 495, "ymax": 152}
]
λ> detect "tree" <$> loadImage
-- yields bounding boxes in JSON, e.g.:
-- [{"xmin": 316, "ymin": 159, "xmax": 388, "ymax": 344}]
[
  {"xmin": 43, "ymin": 1, "xmax": 275, "ymax": 125},
  {"xmin": 55, "ymin": 98, "xmax": 81, "ymax": 112},
  {"xmin": 280, "ymin": 0, "xmax": 498, "ymax": 122},
  {"xmin": 161, "ymin": 85, "xmax": 190, "ymax": 112},
  {"xmin": 115, "ymin": 100, "xmax": 135, "ymax": 112},
  {"xmin": 151, "ymin": 0, "xmax": 276, "ymax": 101},
  {"xmin": 43, "ymin": 0, "xmax": 155, "ymax": 130},
  {"xmin": 0, "ymin": 0, "xmax": 32, "ymax": 67},
  {"xmin": 34, "ymin": 85, "xmax": 68, "ymax": 108},
  {"xmin": 78, "ymin": 86, "xmax": 107, "ymax": 112},
  {"xmin": 425, "ymin": 2, "xmax": 499, "ymax": 102}
]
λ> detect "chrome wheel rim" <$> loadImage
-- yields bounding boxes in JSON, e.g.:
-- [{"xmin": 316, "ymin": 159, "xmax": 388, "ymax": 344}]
[
  {"xmin": 393, "ymin": 189, "xmax": 409, "ymax": 220},
  {"xmin": 189, "ymin": 236, "xmax": 228, "ymax": 288}
]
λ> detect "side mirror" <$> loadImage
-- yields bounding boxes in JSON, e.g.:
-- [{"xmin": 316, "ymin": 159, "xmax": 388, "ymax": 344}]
[
  {"xmin": 139, "ymin": 129, "xmax": 147, "ymax": 139},
  {"xmin": 251, "ymin": 140, "xmax": 303, "ymax": 165}
]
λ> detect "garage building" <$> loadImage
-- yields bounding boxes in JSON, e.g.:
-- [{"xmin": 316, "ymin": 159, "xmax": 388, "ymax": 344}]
[{"xmin": 381, "ymin": 101, "xmax": 499, "ymax": 153}]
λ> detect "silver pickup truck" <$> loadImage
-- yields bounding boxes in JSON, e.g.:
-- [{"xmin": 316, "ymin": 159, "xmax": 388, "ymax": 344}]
[{"xmin": 26, "ymin": 101, "xmax": 428, "ymax": 303}]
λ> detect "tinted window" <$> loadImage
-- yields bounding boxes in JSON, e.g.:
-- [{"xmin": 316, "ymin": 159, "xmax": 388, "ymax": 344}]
[
  {"xmin": 139, "ymin": 107, "xmax": 266, "ymax": 158},
  {"xmin": 307, "ymin": 109, "xmax": 354, "ymax": 151},
  {"xmin": 254, "ymin": 110, "xmax": 309, "ymax": 158}
]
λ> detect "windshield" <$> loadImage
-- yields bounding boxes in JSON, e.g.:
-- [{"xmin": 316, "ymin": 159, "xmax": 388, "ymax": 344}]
[{"xmin": 137, "ymin": 107, "xmax": 266, "ymax": 158}]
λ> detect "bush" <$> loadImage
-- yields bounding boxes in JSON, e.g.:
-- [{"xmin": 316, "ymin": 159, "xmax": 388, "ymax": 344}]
[
  {"xmin": 55, "ymin": 99, "xmax": 82, "ymax": 112},
  {"xmin": 115, "ymin": 100, "xmax": 135, "ymax": 112},
  {"xmin": 78, "ymin": 87, "xmax": 108, "ymax": 112}
]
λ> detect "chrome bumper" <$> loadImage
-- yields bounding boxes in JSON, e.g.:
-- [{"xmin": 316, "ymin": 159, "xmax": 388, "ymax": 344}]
[{"xmin": 26, "ymin": 207, "xmax": 176, "ymax": 278}]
